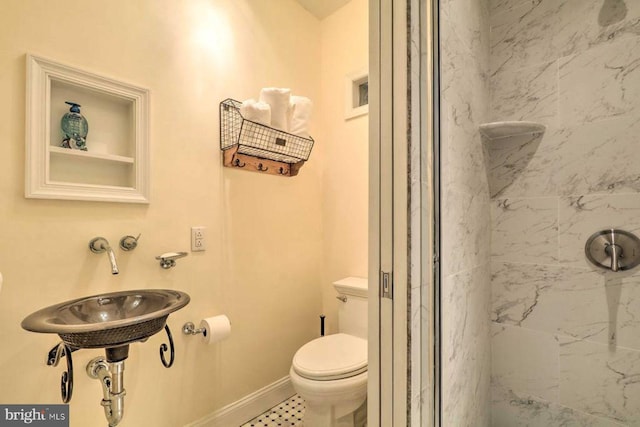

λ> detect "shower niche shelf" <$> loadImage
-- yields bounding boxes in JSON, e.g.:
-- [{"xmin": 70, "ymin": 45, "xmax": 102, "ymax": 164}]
[
  {"xmin": 220, "ymin": 98, "xmax": 314, "ymax": 177},
  {"xmin": 479, "ymin": 121, "xmax": 546, "ymax": 141},
  {"xmin": 480, "ymin": 120, "xmax": 547, "ymax": 198},
  {"xmin": 26, "ymin": 54, "xmax": 150, "ymax": 203}
]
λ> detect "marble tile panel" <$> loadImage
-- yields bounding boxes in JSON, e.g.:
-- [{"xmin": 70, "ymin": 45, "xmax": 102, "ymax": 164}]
[
  {"xmin": 442, "ymin": 265, "xmax": 492, "ymax": 365},
  {"xmin": 491, "ymin": 0, "xmax": 640, "ymax": 74},
  {"xmin": 490, "ymin": 59, "xmax": 558, "ymax": 126},
  {"xmin": 491, "ymin": 197, "xmax": 558, "ymax": 264},
  {"xmin": 492, "ymin": 384, "xmax": 626, "ymax": 427},
  {"xmin": 441, "ymin": 53, "xmax": 488, "ymax": 200},
  {"xmin": 442, "ymin": 101, "xmax": 490, "ymax": 198},
  {"xmin": 440, "ymin": 0, "xmax": 490, "ymax": 71},
  {"xmin": 490, "ymin": 0, "xmax": 565, "ymax": 75},
  {"xmin": 558, "ymin": 194, "xmax": 640, "ymax": 267},
  {"xmin": 442, "ymin": 189, "xmax": 491, "ymax": 276},
  {"xmin": 491, "ymin": 323, "xmax": 559, "ymax": 401},
  {"xmin": 560, "ymin": 337, "xmax": 640, "ymax": 424},
  {"xmin": 490, "ymin": 0, "xmax": 536, "ymax": 17},
  {"xmin": 440, "ymin": 22, "xmax": 489, "ymax": 121},
  {"xmin": 442, "ymin": 264, "xmax": 491, "ymax": 426},
  {"xmin": 559, "ymin": 36, "xmax": 640, "ymax": 126},
  {"xmin": 486, "ymin": 129, "xmax": 557, "ymax": 198},
  {"xmin": 492, "ymin": 261, "xmax": 640, "ymax": 349},
  {"xmin": 552, "ymin": 116, "xmax": 640, "ymax": 196},
  {"xmin": 486, "ymin": 115, "xmax": 640, "ymax": 200},
  {"xmin": 491, "ymin": 262, "xmax": 562, "ymax": 327}
]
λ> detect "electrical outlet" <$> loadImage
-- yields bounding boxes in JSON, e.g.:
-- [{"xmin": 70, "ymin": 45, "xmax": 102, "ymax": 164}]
[{"xmin": 191, "ymin": 226, "xmax": 206, "ymax": 252}]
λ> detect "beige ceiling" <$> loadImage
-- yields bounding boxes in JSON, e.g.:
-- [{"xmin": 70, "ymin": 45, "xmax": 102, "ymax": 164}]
[{"xmin": 295, "ymin": 0, "xmax": 352, "ymax": 20}]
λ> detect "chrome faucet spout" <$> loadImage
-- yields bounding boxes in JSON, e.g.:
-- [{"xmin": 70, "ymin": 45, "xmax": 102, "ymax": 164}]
[
  {"xmin": 106, "ymin": 245, "xmax": 119, "ymax": 275},
  {"xmin": 89, "ymin": 237, "xmax": 119, "ymax": 275}
]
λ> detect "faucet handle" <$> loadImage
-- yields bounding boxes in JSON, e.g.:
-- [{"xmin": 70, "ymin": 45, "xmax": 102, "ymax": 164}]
[
  {"xmin": 606, "ymin": 243, "xmax": 622, "ymax": 272},
  {"xmin": 89, "ymin": 237, "xmax": 110, "ymax": 253},
  {"xmin": 119, "ymin": 234, "xmax": 141, "ymax": 251}
]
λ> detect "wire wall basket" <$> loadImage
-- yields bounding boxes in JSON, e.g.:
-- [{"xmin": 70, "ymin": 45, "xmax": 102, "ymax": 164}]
[{"xmin": 220, "ymin": 99, "xmax": 314, "ymax": 176}]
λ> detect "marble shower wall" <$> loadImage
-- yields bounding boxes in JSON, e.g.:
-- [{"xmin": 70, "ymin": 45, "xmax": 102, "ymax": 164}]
[
  {"xmin": 440, "ymin": 0, "xmax": 492, "ymax": 425},
  {"xmin": 489, "ymin": 0, "xmax": 640, "ymax": 425}
]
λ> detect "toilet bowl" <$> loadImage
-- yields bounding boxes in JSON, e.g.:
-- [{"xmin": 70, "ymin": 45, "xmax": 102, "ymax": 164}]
[{"xmin": 290, "ymin": 277, "xmax": 368, "ymax": 427}]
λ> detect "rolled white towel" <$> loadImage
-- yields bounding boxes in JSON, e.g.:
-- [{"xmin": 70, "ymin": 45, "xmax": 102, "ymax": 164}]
[
  {"xmin": 289, "ymin": 96, "xmax": 313, "ymax": 139},
  {"xmin": 239, "ymin": 99, "xmax": 271, "ymax": 126},
  {"xmin": 259, "ymin": 88, "xmax": 291, "ymax": 131}
]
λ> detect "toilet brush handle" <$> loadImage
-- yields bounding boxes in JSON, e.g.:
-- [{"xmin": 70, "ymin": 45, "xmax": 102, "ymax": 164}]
[{"xmin": 320, "ymin": 315, "xmax": 326, "ymax": 337}]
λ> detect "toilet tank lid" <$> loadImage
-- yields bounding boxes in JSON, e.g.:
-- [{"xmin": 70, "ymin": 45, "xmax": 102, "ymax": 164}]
[{"xmin": 333, "ymin": 277, "xmax": 368, "ymax": 298}]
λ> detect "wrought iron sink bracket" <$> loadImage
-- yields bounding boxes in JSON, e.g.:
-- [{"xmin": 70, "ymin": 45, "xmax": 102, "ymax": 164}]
[
  {"xmin": 43, "ymin": 323, "xmax": 177, "ymax": 409},
  {"xmin": 46, "ymin": 343, "xmax": 76, "ymax": 403},
  {"xmin": 159, "ymin": 324, "xmax": 175, "ymax": 368}
]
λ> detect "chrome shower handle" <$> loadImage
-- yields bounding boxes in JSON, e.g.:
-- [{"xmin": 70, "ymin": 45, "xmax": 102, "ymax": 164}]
[
  {"xmin": 585, "ymin": 229, "xmax": 640, "ymax": 272},
  {"xmin": 605, "ymin": 242, "xmax": 622, "ymax": 272}
]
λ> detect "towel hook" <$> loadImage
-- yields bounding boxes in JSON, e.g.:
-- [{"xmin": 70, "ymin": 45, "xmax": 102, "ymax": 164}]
[
  {"xmin": 257, "ymin": 163, "xmax": 269, "ymax": 172},
  {"xmin": 233, "ymin": 158, "xmax": 246, "ymax": 168}
]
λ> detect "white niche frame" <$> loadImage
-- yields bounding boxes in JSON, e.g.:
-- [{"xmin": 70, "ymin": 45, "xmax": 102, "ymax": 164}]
[
  {"xmin": 26, "ymin": 54, "xmax": 150, "ymax": 203},
  {"xmin": 344, "ymin": 69, "xmax": 369, "ymax": 120}
]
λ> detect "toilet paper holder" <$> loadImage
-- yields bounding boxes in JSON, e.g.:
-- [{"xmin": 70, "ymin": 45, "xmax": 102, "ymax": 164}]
[{"xmin": 182, "ymin": 322, "xmax": 206, "ymax": 336}]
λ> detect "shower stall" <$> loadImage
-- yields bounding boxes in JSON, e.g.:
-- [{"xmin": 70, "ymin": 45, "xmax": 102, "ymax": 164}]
[{"xmin": 437, "ymin": 0, "xmax": 640, "ymax": 425}]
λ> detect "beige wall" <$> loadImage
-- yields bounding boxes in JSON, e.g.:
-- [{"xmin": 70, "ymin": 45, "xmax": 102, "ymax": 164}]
[
  {"xmin": 0, "ymin": 1, "xmax": 325, "ymax": 426},
  {"xmin": 318, "ymin": 0, "xmax": 369, "ymax": 335}
]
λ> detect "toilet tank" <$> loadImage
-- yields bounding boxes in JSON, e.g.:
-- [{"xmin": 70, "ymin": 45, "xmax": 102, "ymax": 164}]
[{"xmin": 334, "ymin": 277, "xmax": 368, "ymax": 339}]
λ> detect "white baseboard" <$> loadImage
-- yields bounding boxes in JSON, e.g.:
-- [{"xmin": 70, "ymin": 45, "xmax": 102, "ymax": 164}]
[{"xmin": 184, "ymin": 376, "xmax": 295, "ymax": 427}]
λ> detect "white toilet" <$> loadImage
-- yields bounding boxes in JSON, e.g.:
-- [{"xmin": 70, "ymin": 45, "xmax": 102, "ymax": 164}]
[{"xmin": 290, "ymin": 277, "xmax": 368, "ymax": 427}]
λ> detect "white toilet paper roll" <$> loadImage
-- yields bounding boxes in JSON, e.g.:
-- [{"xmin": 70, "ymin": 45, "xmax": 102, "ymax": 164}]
[{"xmin": 199, "ymin": 315, "xmax": 231, "ymax": 344}]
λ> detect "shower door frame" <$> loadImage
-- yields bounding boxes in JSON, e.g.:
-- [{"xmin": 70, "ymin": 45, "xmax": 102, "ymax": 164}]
[{"xmin": 369, "ymin": 0, "xmax": 437, "ymax": 425}]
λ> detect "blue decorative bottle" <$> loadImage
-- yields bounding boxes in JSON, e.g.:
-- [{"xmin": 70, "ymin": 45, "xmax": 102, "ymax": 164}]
[{"xmin": 61, "ymin": 101, "xmax": 88, "ymax": 151}]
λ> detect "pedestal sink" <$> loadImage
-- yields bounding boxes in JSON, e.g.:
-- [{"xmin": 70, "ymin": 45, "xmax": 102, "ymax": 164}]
[{"xmin": 21, "ymin": 289, "xmax": 190, "ymax": 427}]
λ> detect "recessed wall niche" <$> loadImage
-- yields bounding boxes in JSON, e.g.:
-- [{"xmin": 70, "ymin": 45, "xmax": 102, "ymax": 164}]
[
  {"xmin": 26, "ymin": 54, "xmax": 150, "ymax": 203},
  {"xmin": 345, "ymin": 69, "xmax": 369, "ymax": 120}
]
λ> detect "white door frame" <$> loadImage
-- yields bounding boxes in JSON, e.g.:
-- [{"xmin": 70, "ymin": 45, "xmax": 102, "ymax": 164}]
[
  {"xmin": 369, "ymin": 0, "xmax": 436, "ymax": 425},
  {"xmin": 368, "ymin": 1, "xmax": 405, "ymax": 424}
]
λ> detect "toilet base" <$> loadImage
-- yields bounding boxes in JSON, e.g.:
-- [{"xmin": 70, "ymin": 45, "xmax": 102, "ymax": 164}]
[
  {"xmin": 289, "ymin": 367, "xmax": 367, "ymax": 427},
  {"xmin": 304, "ymin": 399, "xmax": 366, "ymax": 427}
]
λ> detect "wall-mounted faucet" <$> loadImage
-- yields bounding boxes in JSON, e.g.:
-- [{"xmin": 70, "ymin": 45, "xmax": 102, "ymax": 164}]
[{"xmin": 89, "ymin": 237, "xmax": 119, "ymax": 275}]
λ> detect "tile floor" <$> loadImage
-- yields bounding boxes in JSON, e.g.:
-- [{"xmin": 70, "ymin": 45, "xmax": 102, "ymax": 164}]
[{"xmin": 240, "ymin": 394, "xmax": 305, "ymax": 427}]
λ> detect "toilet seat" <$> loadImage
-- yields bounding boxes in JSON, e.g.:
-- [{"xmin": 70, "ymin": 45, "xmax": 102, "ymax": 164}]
[{"xmin": 292, "ymin": 333, "xmax": 367, "ymax": 381}]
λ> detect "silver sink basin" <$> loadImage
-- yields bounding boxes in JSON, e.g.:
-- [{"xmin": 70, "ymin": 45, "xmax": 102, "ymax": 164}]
[{"xmin": 22, "ymin": 289, "xmax": 190, "ymax": 349}]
